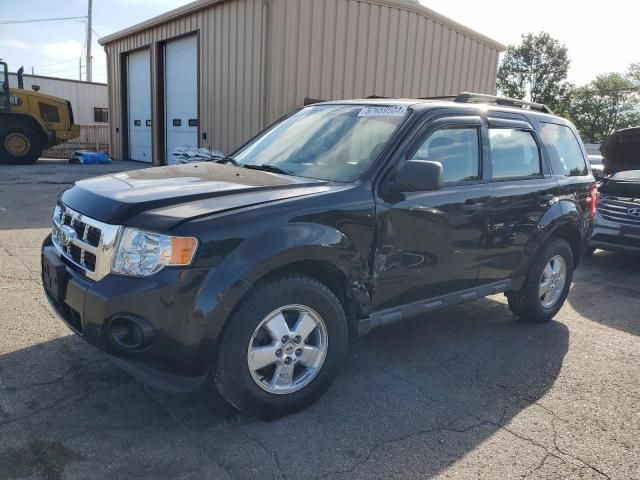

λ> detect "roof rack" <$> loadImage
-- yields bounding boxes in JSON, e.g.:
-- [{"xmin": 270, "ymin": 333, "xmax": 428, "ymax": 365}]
[{"xmin": 452, "ymin": 92, "xmax": 553, "ymax": 114}]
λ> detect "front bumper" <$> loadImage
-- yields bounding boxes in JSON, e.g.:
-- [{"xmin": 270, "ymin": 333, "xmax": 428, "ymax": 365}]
[
  {"xmin": 41, "ymin": 238, "xmax": 213, "ymax": 391},
  {"xmin": 589, "ymin": 212, "xmax": 640, "ymax": 254}
]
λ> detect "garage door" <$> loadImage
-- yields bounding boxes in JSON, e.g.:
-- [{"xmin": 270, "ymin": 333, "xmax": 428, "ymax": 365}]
[
  {"xmin": 127, "ymin": 49, "xmax": 152, "ymax": 162},
  {"xmin": 165, "ymin": 35, "xmax": 198, "ymax": 163}
]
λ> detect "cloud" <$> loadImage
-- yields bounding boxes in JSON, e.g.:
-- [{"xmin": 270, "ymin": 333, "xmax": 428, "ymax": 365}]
[
  {"xmin": 42, "ymin": 40, "xmax": 84, "ymax": 60},
  {"xmin": 1, "ymin": 39, "xmax": 29, "ymax": 49}
]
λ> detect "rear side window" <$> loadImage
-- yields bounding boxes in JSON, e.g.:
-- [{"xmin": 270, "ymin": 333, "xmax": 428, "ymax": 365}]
[
  {"xmin": 540, "ymin": 123, "xmax": 588, "ymax": 176},
  {"xmin": 39, "ymin": 103, "xmax": 60, "ymax": 123},
  {"xmin": 412, "ymin": 127, "xmax": 480, "ymax": 183},
  {"xmin": 489, "ymin": 128, "xmax": 541, "ymax": 179}
]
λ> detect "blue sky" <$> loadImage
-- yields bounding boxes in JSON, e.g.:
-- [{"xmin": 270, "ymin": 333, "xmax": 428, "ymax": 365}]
[{"xmin": 1, "ymin": 0, "xmax": 637, "ymax": 85}]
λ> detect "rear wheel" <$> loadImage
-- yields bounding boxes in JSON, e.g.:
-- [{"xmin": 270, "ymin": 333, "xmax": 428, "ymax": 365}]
[
  {"xmin": 507, "ymin": 238, "xmax": 574, "ymax": 323},
  {"xmin": 213, "ymin": 275, "xmax": 348, "ymax": 418},
  {"xmin": 0, "ymin": 125, "xmax": 43, "ymax": 165}
]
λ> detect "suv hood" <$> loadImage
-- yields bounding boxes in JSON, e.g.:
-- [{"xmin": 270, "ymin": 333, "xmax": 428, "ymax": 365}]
[
  {"xmin": 599, "ymin": 170, "xmax": 640, "ymax": 198},
  {"xmin": 60, "ymin": 163, "xmax": 339, "ymax": 230},
  {"xmin": 602, "ymin": 127, "xmax": 640, "ymax": 175}
]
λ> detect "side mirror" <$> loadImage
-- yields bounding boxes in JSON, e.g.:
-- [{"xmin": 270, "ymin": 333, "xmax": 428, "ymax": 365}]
[{"xmin": 392, "ymin": 160, "xmax": 444, "ymax": 192}]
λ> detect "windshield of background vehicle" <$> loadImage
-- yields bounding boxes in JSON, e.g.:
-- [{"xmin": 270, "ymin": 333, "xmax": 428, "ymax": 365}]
[{"xmin": 233, "ymin": 104, "xmax": 409, "ymax": 181}]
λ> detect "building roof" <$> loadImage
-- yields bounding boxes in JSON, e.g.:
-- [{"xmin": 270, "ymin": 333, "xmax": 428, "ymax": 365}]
[
  {"xmin": 99, "ymin": 0, "xmax": 505, "ymax": 51},
  {"xmin": 8, "ymin": 72, "xmax": 107, "ymax": 87}
]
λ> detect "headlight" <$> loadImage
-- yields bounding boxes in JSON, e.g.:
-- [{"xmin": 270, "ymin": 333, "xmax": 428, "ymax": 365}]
[{"xmin": 112, "ymin": 228, "xmax": 198, "ymax": 277}]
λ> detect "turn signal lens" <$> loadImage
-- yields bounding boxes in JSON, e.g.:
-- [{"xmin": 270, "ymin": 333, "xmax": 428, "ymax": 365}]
[{"xmin": 169, "ymin": 237, "xmax": 198, "ymax": 265}]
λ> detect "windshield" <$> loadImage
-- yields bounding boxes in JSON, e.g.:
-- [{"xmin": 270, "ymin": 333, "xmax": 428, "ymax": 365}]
[{"xmin": 233, "ymin": 104, "xmax": 409, "ymax": 181}]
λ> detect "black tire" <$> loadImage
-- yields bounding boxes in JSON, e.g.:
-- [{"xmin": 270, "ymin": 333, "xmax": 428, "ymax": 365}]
[
  {"xmin": 0, "ymin": 125, "xmax": 43, "ymax": 165},
  {"xmin": 507, "ymin": 238, "xmax": 574, "ymax": 323},
  {"xmin": 213, "ymin": 275, "xmax": 348, "ymax": 418}
]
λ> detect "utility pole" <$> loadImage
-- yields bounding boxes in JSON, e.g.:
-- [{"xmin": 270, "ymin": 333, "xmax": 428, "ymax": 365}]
[
  {"xmin": 86, "ymin": 0, "xmax": 92, "ymax": 82},
  {"xmin": 79, "ymin": 58, "xmax": 82, "ymax": 80}
]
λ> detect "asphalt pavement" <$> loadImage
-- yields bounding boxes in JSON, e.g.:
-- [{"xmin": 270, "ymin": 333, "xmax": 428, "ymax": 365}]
[{"xmin": 0, "ymin": 159, "xmax": 638, "ymax": 480}]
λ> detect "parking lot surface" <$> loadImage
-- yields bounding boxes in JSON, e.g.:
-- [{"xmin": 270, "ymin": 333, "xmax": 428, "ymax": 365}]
[{"xmin": 0, "ymin": 160, "xmax": 639, "ymax": 480}]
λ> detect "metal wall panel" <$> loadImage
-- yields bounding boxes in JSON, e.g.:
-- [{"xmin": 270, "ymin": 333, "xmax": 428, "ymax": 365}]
[
  {"xmin": 102, "ymin": 0, "xmax": 501, "ymax": 161},
  {"xmin": 104, "ymin": 0, "xmax": 264, "ymax": 161},
  {"xmin": 265, "ymin": 0, "xmax": 501, "ymax": 124}
]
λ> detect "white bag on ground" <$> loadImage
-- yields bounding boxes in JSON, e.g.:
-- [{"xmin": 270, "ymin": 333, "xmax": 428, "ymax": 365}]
[{"xmin": 170, "ymin": 146, "xmax": 225, "ymax": 164}]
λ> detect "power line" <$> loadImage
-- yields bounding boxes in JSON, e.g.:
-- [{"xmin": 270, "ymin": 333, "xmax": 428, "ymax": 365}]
[
  {"xmin": 31, "ymin": 58, "xmax": 78, "ymax": 69},
  {"xmin": 0, "ymin": 15, "xmax": 87, "ymax": 25},
  {"xmin": 37, "ymin": 67, "xmax": 84, "ymax": 75}
]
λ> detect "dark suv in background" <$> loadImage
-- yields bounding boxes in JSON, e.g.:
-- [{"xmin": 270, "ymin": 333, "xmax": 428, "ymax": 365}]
[
  {"xmin": 41, "ymin": 93, "xmax": 596, "ymax": 417},
  {"xmin": 589, "ymin": 127, "xmax": 640, "ymax": 254}
]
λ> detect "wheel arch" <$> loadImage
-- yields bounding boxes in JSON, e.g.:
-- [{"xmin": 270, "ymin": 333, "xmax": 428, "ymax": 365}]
[
  {"xmin": 194, "ymin": 224, "xmax": 374, "ymax": 370},
  {"xmin": 0, "ymin": 112, "xmax": 48, "ymax": 145},
  {"xmin": 516, "ymin": 202, "xmax": 586, "ymax": 279},
  {"xmin": 548, "ymin": 222, "xmax": 583, "ymax": 268},
  {"xmin": 248, "ymin": 258, "xmax": 367, "ymax": 339}
]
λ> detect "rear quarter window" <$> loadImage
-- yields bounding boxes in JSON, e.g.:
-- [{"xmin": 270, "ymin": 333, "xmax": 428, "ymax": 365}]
[{"xmin": 540, "ymin": 123, "xmax": 588, "ymax": 176}]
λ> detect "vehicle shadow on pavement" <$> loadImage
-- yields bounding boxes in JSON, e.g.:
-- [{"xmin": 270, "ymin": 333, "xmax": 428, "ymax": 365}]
[
  {"xmin": 0, "ymin": 298, "xmax": 568, "ymax": 480},
  {"xmin": 569, "ymin": 250, "xmax": 640, "ymax": 337}
]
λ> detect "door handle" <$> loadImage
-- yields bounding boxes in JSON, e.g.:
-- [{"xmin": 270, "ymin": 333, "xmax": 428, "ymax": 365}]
[{"xmin": 462, "ymin": 199, "xmax": 484, "ymax": 213}]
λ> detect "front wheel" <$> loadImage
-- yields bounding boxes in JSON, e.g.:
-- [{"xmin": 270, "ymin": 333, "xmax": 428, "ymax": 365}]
[
  {"xmin": 0, "ymin": 126, "xmax": 43, "ymax": 165},
  {"xmin": 213, "ymin": 275, "xmax": 348, "ymax": 418},
  {"xmin": 507, "ymin": 238, "xmax": 574, "ymax": 323}
]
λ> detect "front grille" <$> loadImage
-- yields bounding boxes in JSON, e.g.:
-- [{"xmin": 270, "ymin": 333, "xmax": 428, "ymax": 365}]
[
  {"xmin": 83, "ymin": 252, "xmax": 97, "ymax": 271},
  {"xmin": 597, "ymin": 197, "xmax": 640, "ymax": 226},
  {"xmin": 60, "ymin": 211, "xmax": 103, "ymax": 248},
  {"xmin": 86, "ymin": 226, "xmax": 101, "ymax": 247},
  {"xmin": 69, "ymin": 244, "xmax": 83, "ymax": 266},
  {"xmin": 52, "ymin": 203, "xmax": 121, "ymax": 282}
]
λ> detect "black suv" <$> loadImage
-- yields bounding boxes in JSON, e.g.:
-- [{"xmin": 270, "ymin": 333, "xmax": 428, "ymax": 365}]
[{"xmin": 41, "ymin": 94, "xmax": 596, "ymax": 417}]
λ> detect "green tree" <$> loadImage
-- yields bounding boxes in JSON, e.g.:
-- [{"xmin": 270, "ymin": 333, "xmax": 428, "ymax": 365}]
[
  {"xmin": 628, "ymin": 62, "xmax": 640, "ymax": 86},
  {"xmin": 568, "ymin": 69, "xmax": 640, "ymax": 144},
  {"xmin": 497, "ymin": 32, "xmax": 571, "ymax": 112}
]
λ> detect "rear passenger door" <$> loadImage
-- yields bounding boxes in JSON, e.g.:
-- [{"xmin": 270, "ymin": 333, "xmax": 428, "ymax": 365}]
[{"xmin": 479, "ymin": 117, "xmax": 559, "ymax": 283}]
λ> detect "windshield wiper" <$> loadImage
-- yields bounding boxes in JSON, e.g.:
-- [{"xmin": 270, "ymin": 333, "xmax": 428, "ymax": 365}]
[{"xmin": 242, "ymin": 164, "xmax": 292, "ymax": 175}]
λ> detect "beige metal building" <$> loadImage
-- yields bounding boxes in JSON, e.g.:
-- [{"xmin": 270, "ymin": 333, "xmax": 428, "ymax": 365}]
[{"xmin": 99, "ymin": 0, "xmax": 504, "ymax": 164}]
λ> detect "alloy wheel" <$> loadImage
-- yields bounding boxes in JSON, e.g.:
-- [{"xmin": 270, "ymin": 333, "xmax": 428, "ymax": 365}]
[
  {"xmin": 247, "ymin": 304, "xmax": 328, "ymax": 395},
  {"xmin": 538, "ymin": 255, "xmax": 567, "ymax": 308}
]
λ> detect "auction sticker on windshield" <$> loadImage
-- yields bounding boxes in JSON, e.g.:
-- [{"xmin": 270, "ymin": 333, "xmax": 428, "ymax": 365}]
[{"xmin": 358, "ymin": 105, "xmax": 408, "ymax": 117}]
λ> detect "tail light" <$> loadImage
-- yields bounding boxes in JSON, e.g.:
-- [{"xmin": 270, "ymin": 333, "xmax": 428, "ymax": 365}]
[{"xmin": 588, "ymin": 184, "xmax": 599, "ymax": 217}]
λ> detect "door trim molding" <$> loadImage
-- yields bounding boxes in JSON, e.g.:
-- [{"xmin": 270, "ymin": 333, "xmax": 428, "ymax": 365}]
[{"xmin": 358, "ymin": 277, "xmax": 525, "ymax": 335}]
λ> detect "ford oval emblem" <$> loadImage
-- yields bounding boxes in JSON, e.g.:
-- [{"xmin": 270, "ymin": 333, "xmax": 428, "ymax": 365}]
[
  {"xmin": 628, "ymin": 208, "xmax": 640, "ymax": 218},
  {"xmin": 58, "ymin": 225, "xmax": 77, "ymax": 246}
]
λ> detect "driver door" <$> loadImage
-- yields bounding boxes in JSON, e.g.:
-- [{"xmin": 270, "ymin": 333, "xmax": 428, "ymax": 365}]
[{"xmin": 372, "ymin": 114, "xmax": 491, "ymax": 311}]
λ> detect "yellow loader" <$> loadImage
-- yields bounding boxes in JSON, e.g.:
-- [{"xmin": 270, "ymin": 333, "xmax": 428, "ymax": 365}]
[{"xmin": 0, "ymin": 61, "xmax": 80, "ymax": 165}]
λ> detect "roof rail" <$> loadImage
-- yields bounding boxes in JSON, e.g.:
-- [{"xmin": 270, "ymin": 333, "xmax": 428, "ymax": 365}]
[
  {"xmin": 419, "ymin": 95, "xmax": 457, "ymax": 100},
  {"xmin": 453, "ymin": 92, "xmax": 554, "ymax": 114}
]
